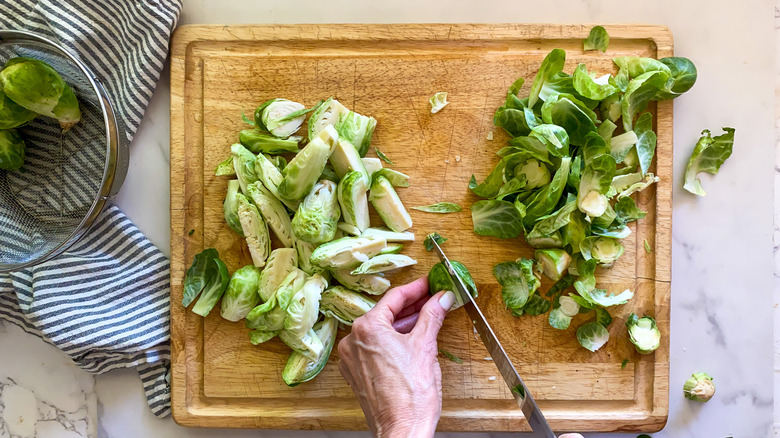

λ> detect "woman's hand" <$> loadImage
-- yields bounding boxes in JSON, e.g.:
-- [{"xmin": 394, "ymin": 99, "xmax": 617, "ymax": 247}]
[{"xmin": 337, "ymin": 277, "xmax": 456, "ymax": 438}]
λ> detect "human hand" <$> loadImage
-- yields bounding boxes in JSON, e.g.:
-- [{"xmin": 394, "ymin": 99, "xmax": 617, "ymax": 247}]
[
  {"xmin": 559, "ymin": 434, "xmax": 584, "ymax": 437},
  {"xmin": 337, "ymin": 277, "xmax": 456, "ymax": 438}
]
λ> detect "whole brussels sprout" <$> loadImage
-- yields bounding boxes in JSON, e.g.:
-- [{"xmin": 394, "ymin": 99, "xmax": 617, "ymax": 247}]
[
  {"xmin": 0, "ymin": 129, "xmax": 25, "ymax": 171},
  {"xmin": 0, "ymin": 57, "xmax": 81, "ymax": 131},
  {"xmin": 0, "ymin": 88, "xmax": 36, "ymax": 129}
]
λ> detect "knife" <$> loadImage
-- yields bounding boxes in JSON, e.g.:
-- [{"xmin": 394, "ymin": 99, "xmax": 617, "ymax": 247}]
[{"xmin": 430, "ymin": 239, "xmax": 556, "ymax": 438}]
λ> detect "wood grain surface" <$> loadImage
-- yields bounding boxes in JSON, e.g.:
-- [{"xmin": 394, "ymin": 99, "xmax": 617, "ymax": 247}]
[{"xmin": 170, "ymin": 23, "xmax": 672, "ymax": 432}]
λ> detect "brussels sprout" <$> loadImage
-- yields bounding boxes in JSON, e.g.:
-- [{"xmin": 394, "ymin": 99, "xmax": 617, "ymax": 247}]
[
  {"xmin": 574, "ymin": 276, "xmax": 634, "ymax": 308},
  {"xmin": 278, "ymin": 328, "xmax": 324, "ymax": 361},
  {"xmin": 525, "ymin": 228, "xmax": 564, "ymax": 249},
  {"xmin": 617, "ymin": 172, "xmax": 659, "ymax": 199},
  {"xmin": 428, "ymin": 261, "xmax": 477, "ymax": 310},
  {"xmin": 239, "ymin": 129, "xmax": 300, "ymax": 154},
  {"xmin": 580, "ymin": 236, "xmax": 624, "ymax": 267},
  {"xmin": 246, "ymin": 269, "xmax": 306, "ymax": 331},
  {"xmin": 626, "ymin": 313, "xmax": 661, "ymax": 354},
  {"xmin": 278, "ymin": 125, "xmax": 338, "ymax": 201},
  {"xmin": 292, "ymin": 180, "xmax": 341, "ymax": 244},
  {"xmin": 310, "ymin": 235, "xmax": 386, "ymax": 269},
  {"xmin": 369, "ymin": 176, "xmax": 413, "ymax": 232},
  {"xmin": 284, "ymin": 273, "xmax": 327, "ymax": 338},
  {"xmin": 331, "ymin": 268, "xmax": 391, "ymax": 295},
  {"xmin": 372, "ymin": 168, "xmax": 410, "ymax": 187},
  {"xmin": 683, "ymin": 128, "xmax": 735, "ymax": 196},
  {"xmin": 220, "ymin": 265, "xmax": 262, "ymax": 322},
  {"xmin": 655, "ymin": 57, "xmax": 697, "ymax": 100},
  {"xmin": 514, "ymin": 158, "xmax": 551, "ymax": 189},
  {"xmin": 535, "ymin": 249, "xmax": 572, "ymax": 281},
  {"xmin": 361, "ymin": 157, "xmax": 383, "ymax": 175},
  {"xmin": 292, "ymin": 236, "xmax": 321, "ymax": 275},
  {"xmin": 493, "ymin": 258, "xmax": 540, "ymax": 315},
  {"xmin": 548, "ymin": 295, "xmax": 581, "ymax": 330},
  {"xmin": 0, "ymin": 128, "xmax": 25, "ymax": 171},
  {"xmin": 238, "ymin": 195, "xmax": 271, "ymax": 268},
  {"xmin": 330, "ymin": 138, "xmax": 370, "ymax": 183},
  {"xmin": 429, "ymin": 92, "xmax": 449, "ymax": 114},
  {"xmin": 258, "ymin": 248, "xmax": 298, "ymax": 302},
  {"xmin": 308, "ymin": 97, "xmax": 348, "ymax": 139},
  {"xmin": 0, "ymin": 88, "xmax": 36, "ymax": 129},
  {"xmin": 683, "ymin": 372, "xmax": 715, "ymax": 402},
  {"xmin": 231, "ymin": 143, "xmax": 259, "ymax": 194},
  {"xmin": 577, "ymin": 154, "xmax": 616, "ymax": 219},
  {"xmin": 336, "ymin": 110, "xmax": 377, "ymax": 157},
  {"xmin": 320, "ymin": 286, "xmax": 376, "ymax": 325},
  {"xmin": 221, "ymin": 180, "xmax": 243, "ymax": 235},
  {"xmin": 599, "ymin": 93, "xmax": 621, "ymax": 123},
  {"xmin": 246, "ymin": 182, "xmax": 294, "ymax": 247},
  {"xmin": 576, "ymin": 321, "xmax": 609, "ymax": 352},
  {"xmin": 282, "ymin": 317, "xmax": 338, "ymax": 386},
  {"xmin": 215, "ymin": 156, "xmax": 236, "ymax": 177},
  {"xmin": 249, "ymin": 330, "xmax": 278, "ymax": 345},
  {"xmin": 254, "ymin": 99, "xmax": 308, "ymax": 138},
  {"xmin": 0, "ymin": 57, "xmax": 81, "ymax": 131},
  {"xmin": 336, "ymin": 222, "xmax": 360, "ymax": 236},
  {"xmin": 361, "ymin": 227, "xmax": 415, "ymax": 243},
  {"xmin": 351, "ymin": 254, "xmax": 417, "ymax": 275},
  {"xmin": 338, "ymin": 170, "xmax": 371, "ymax": 232},
  {"xmin": 423, "ymin": 232, "xmax": 447, "ymax": 251},
  {"xmin": 377, "ymin": 243, "xmax": 404, "ymax": 255},
  {"xmin": 183, "ymin": 248, "xmax": 226, "ymax": 307}
]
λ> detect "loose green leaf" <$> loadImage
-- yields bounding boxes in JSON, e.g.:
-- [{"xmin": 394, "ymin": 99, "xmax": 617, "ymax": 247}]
[
  {"xmin": 576, "ymin": 321, "xmax": 609, "ymax": 352},
  {"xmin": 438, "ymin": 348, "xmax": 464, "ymax": 364},
  {"xmin": 583, "ymin": 26, "xmax": 609, "ymax": 52},
  {"xmin": 621, "ymin": 71, "xmax": 668, "ymax": 131},
  {"xmin": 528, "ymin": 49, "xmax": 566, "ymax": 107},
  {"xmin": 424, "ymin": 232, "xmax": 447, "ymax": 251},
  {"xmin": 471, "ymin": 200, "xmax": 524, "ymax": 239},
  {"xmin": 411, "ymin": 202, "xmax": 463, "ymax": 213},
  {"xmin": 546, "ymin": 273, "xmax": 575, "ymax": 298},
  {"xmin": 634, "ymin": 113, "xmax": 657, "ymax": 175},
  {"xmin": 655, "ymin": 57, "xmax": 697, "ymax": 100},
  {"xmin": 523, "ymin": 156, "xmax": 572, "ymax": 227},
  {"xmin": 183, "ymin": 248, "xmax": 220, "ymax": 307},
  {"xmin": 524, "ymin": 292, "xmax": 552, "ymax": 315},
  {"xmin": 683, "ymin": 128, "xmax": 735, "ymax": 196},
  {"xmin": 614, "ymin": 197, "xmax": 647, "ymax": 225},
  {"xmin": 430, "ymin": 92, "xmax": 449, "ymax": 113},
  {"xmin": 374, "ymin": 147, "xmax": 394, "ymax": 165},
  {"xmin": 494, "ymin": 258, "xmax": 540, "ymax": 313},
  {"xmin": 573, "ymin": 64, "xmax": 617, "ymax": 101},
  {"xmin": 530, "ymin": 124, "xmax": 570, "ymax": 157},
  {"xmin": 644, "ymin": 239, "xmax": 652, "ymax": 253},
  {"xmin": 188, "ymin": 229, "xmax": 195, "ymax": 236},
  {"xmin": 594, "ymin": 307, "xmax": 613, "ymax": 327}
]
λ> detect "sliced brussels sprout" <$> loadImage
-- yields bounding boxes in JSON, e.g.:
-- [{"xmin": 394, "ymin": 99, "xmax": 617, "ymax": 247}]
[
  {"xmin": 0, "ymin": 88, "xmax": 36, "ymax": 129},
  {"xmin": 246, "ymin": 269, "xmax": 306, "ymax": 330},
  {"xmin": 0, "ymin": 57, "xmax": 81, "ymax": 131},
  {"xmin": 361, "ymin": 157, "xmax": 383, "ymax": 176},
  {"xmin": 308, "ymin": 97, "xmax": 348, "ymax": 139},
  {"xmin": 284, "ymin": 273, "xmax": 327, "ymax": 338},
  {"xmin": 238, "ymin": 195, "xmax": 271, "ymax": 268},
  {"xmin": 292, "ymin": 236, "xmax": 322, "ymax": 276},
  {"xmin": 576, "ymin": 321, "xmax": 609, "ymax": 352},
  {"xmin": 220, "ymin": 265, "xmax": 262, "ymax": 322},
  {"xmin": 310, "ymin": 235, "xmax": 386, "ymax": 269},
  {"xmin": 617, "ymin": 172, "xmax": 659, "ymax": 199},
  {"xmin": 369, "ymin": 175, "xmax": 413, "ymax": 232},
  {"xmin": 513, "ymin": 158, "xmax": 551, "ymax": 189},
  {"xmin": 423, "ymin": 232, "xmax": 447, "ymax": 251},
  {"xmin": 372, "ymin": 168, "xmax": 410, "ymax": 187},
  {"xmin": 0, "ymin": 128, "xmax": 25, "ymax": 171},
  {"xmin": 231, "ymin": 143, "xmax": 259, "ymax": 194},
  {"xmin": 331, "ymin": 268, "xmax": 391, "ymax": 295},
  {"xmin": 337, "ymin": 222, "xmax": 362, "ymax": 236},
  {"xmin": 278, "ymin": 328, "xmax": 324, "ymax": 362},
  {"xmin": 577, "ymin": 154, "xmax": 616, "ymax": 219},
  {"xmin": 534, "ymin": 249, "xmax": 572, "ymax": 281},
  {"xmin": 574, "ymin": 276, "xmax": 634, "ymax": 308},
  {"xmin": 683, "ymin": 372, "xmax": 715, "ymax": 402},
  {"xmin": 330, "ymin": 138, "xmax": 370, "ymax": 183},
  {"xmin": 258, "ymin": 248, "xmax": 298, "ymax": 302},
  {"xmin": 558, "ymin": 295, "xmax": 581, "ymax": 317},
  {"xmin": 246, "ymin": 182, "xmax": 293, "ymax": 247},
  {"xmin": 608, "ymin": 130, "xmax": 639, "ymax": 162},
  {"xmin": 338, "ymin": 170, "xmax": 371, "ymax": 232},
  {"xmin": 256, "ymin": 99, "xmax": 308, "ymax": 138},
  {"xmin": 361, "ymin": 228, "xmax": 414, "ymax": 243},
  {"xmin": 549, "ymin": 295, "xmax": 580, "ymax": 329},
  {"xmin": 351, "ymin": 254, "xmax": 417, "ymax": 275},
  {"xmin": 215, "ymin": 156, "xmax": 236, "ymax": 177},
  {"xmin": 278, "ymin": 125, "xmax": 338, "ymax": 201},
  {"xmin": 493, "ymin": 258, "xmax": 540, "ymax": 315},
  {"xmin": 249, "ymin": 330, "xmax": 278, "ymax": 345},
  {"xmin": 223, "ymin": 180, "xmax": 243, "ymax": 235},
  {"xmin": 377, "ymin": 243, "xmax": 404, "ymax": 255},
  {"xmin": 548, "ymin": 308, "xmax": 572, "ymax": 330},
  {"xmin": 428, "ymin": 261, "xmax": 477, "ymax": 310},
  {"xmin": 626, "ymin": 313, "xmax": 661, "ymax": 354},
  {"xmin": 429, "ymin": 92, "xmax": 449, "ymax": 114},
  {"xmin": 525, "ymin": 228, "xmax": 564, "ymax": 249},
  {"xmin": 239, "ymin": 129, "xmax": 300, "ymax": 154},
  {"xmin": 282, "ymin": 317, "xmax": 338, "ymax": 386},
  {"xmin": 580, "ymin": 236, "xmax": 624, "ymax": 267},
  {"xmin": 320, "ymin": 286, "xmax": 376, "ymax": 325},
  {"xmin": 291, "ymin": 180, "xmax": 341, "ymax": 244},
  {"xmin": 336, "ymin": 110, "xmax": 377, "ymax": 157}
]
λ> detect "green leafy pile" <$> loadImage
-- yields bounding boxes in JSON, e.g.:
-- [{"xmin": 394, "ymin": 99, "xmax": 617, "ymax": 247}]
[
  {"xmin": 471, "ymin": 29, "xmax": 698, "ymax": 352},
  {"xmin": 185, "ymin": 97, "xmax": 420, "ymax": 386}
]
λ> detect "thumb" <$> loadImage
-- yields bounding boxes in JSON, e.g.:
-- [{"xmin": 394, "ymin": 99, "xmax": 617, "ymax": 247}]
[{"xmin": 412, "ymin": 290, "xmax": 455, "ymax": 341}]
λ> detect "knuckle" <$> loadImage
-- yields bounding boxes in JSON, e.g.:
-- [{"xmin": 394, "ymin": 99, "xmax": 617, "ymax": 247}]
[{"xmin": 351, "ymin": 317, "xmax": 372, "ymax": 337}]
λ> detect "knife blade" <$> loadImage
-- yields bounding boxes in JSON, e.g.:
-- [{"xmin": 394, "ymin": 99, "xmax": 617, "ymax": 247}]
[{"xmin": 430, "ymin": 239, "xmax": 556, "ymax": 438}]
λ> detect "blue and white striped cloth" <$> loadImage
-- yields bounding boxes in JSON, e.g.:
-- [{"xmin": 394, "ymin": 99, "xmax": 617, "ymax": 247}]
[{"xmin": 0, "ymin": 0, "xmax": 181, "ymax": 417}]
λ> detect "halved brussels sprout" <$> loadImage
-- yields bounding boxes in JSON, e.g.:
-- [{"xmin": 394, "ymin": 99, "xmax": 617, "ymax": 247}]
[
  {"xmin": 351, "ymin": 254, "xmax": 417, "ymax": 275},
  {"xmin": 278, "ymin": 125, "xmax": 338, "ymax": 201},
  {"xmin": 246, "ymin": 269, "xmax": 306, "ymax": 331},
  {"xmin": 215, "ymin": 156, "xmax": 236, "ymax": 177},
  {"xmin": 258, "ymin": 248, "xmax": 298, "ymax": 302},
  {"xmin": 246, "ymin": 182, "xmax": 294, "ymax": 247},
  {"xmin": 626, "ymin": 313, "xmax": 661, "ymax": 354},
  {"xmin": 278, "ymin": 328, "xmax": 324, "ymax": 361},
  {"xmin": 428, "ymin": 261, "xmax": 477, "ymax": 310},
  {"xmin": 239, "ymin": 129, "xmax": 300, "ymax": 154},
  {"xmin": 284, "ymin": 273, "xmax": 328, "ymax": 338},
  {"xmin": 231, "ymin": 143, "xmax": 259, "ymax": 194},
  {"xmin": 331, "ymin": 268, "xmax": 391, "ymax": 295},
  {"xmin": 369, "ymin": 175, "xmax": 413, "ymax": 232},
  {"xmin": 220, "ymin": 265, "xmax": 262, "ymax": 322},
  {"xmin": 320, "ymin": 286, "xmax": 376, "ymax": 325},
  {"xmin": 223, "ymin": 180, "xmax": 243, "ymax": 235},
  {"xmin": 0, "ymin": 128, "xmax": 25, "ymax": 171},
  {"xmin": 255, "ymin": 99, "xmax": 308, "ymax": 138},
  {"xmin": 338, "ymin": 171, "xmax": 371, "ymax": 232},
  {"xmin": 308, "ymin": 97, "xmax": 348, "ymax": 139},
  {"xmin": 310, "ymin": 235, "xmax": 386, "ymax": 269},
  {"xmin": 253, "ymin": 153, "xmax": 299, "ymax": 211},
  {"xmin": 337, "ymin": 222, "xmax": 361, "ymax": 236},
  {"xmin": 282, "ymin": 317, "xmax": 338, "ymax": 386},
  {"xmin": 336, "ymin": 110, "xmax": 377, "ymax": 157},
  {"xmin": 372, "ymin": 168, "xmax": 410, "ymax": 188},
  {"xmin": 0, "ymin": 57, "xmax": 80, "ymax": 131},
  {"xmin": 0, "ymin": 88, "xmax": 36, "ymax": 129},
  {"xmin": 361, "ymin": 157, "xmax": 383, "ymax": 175},
  {"xmin": 683, "ymin": 372, "xmax": 715, "ymax": 402},
  {"xmin": 580, "ymin": 236, "xmax": 624, "ymax": 267},
  {"xmin": 292, "ymin": 180, "xmax": 341, "ymax": 244},
  {"xmin": 330, "ymin": 138, "xmax": 370, "ymax": 183},
  {"xmin": 238, "ymin": 195, "xmax": 271, "ymax": 267},
  {"xmin": 293, "ymin": 236, "xmax": 322, "ymax": 276},
  {"xmin": 534, "ymin": 249, "xmax": 572, "ymax": 281}
]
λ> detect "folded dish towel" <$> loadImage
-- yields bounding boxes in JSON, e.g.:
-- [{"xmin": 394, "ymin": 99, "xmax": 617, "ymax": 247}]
[{"xmin": 0, "ymin": 0, "xmax": 182, "ymax": 417}]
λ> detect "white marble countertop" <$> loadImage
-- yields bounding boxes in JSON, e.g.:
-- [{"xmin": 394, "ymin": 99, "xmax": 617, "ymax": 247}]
[{"xmin": 1, "ymin": 0, "xmax": 777, "ymax": 437}]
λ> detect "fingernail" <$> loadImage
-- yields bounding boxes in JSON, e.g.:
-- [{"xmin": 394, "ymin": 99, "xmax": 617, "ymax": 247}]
[{"xmin": 438, "ymin": 291, "xmax": 455, "ymax": 310}]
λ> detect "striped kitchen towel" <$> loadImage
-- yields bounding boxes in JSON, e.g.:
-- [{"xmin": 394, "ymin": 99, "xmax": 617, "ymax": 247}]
[{"xmin": 0, "ymin": 0, "xmax": 182, "ymax": 417}]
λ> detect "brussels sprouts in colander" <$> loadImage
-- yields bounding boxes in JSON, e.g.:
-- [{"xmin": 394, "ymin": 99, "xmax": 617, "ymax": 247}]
[
  {"xmin": 0, "ymin": 128, "xmax": 25, "ymax": 171},
  {"xmin": 0, "ymin": 88, "xmax": 36, "ymax": 129}
]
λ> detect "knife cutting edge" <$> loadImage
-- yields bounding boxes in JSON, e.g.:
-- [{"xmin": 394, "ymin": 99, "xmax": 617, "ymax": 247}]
[{"xmin": 429, "ymin": 238, "xmax": 556, "ymax": 438}]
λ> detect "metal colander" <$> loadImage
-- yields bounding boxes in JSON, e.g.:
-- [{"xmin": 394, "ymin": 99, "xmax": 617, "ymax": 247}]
[{"xmin": 0, "ymin": 30, "xmax": 128, "ymax": 272}]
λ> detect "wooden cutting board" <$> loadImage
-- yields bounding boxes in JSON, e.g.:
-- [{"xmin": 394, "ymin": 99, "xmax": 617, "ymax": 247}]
[{"xmin": 170, "ymin": 23, "xmax": 672, "ymax": 432}]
